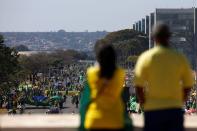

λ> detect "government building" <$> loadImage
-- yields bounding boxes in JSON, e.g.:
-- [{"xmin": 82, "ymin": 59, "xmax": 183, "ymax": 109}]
[{"xmin": 133, "ymin": 8, "xmax": 197, "ymax": 69}]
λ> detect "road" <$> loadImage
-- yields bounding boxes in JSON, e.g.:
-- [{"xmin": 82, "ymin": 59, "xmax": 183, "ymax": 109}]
[{"xmin": 23, "ymin": 96, "xmax": 79, "ymax": 114}]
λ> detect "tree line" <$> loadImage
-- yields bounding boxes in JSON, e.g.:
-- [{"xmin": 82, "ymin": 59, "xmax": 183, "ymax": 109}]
[{"xmin": 95, "ymin": 29, "xmax": 149, "ymax": 67}]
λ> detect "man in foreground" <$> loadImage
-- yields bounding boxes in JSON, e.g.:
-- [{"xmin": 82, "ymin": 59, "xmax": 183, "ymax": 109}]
[{"xmin": 134, "ymin": 23, "xmax": 194, "ymax": 131}]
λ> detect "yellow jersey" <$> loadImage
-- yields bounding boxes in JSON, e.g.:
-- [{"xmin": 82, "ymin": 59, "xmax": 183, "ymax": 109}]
[
  {"xmin": 134, "ymin": 45, "xmax": 194, "ymax": 111},
  {"xmin": 85, "ymin": 66, "xmax": 125, "ymax": 129}
]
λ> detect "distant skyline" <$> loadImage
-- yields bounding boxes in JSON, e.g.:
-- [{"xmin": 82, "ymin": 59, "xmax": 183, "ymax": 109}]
[{"xmin": 0, "ymin": 0, "xmax": 196, "ymax": 32}]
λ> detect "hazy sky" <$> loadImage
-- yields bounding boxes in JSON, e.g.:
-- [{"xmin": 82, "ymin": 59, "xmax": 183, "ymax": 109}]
[{"xmin": 0, "ymin": 0, "xmax": 196, "ymax": 32}]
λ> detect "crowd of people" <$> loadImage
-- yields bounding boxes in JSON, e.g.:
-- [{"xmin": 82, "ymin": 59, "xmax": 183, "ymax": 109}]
[
  {"xmin": 185, "ymin": 87, "xmax": 197, "ymax": 114},
  {"xmin": 0, "ymin": 62, "xmax": 92, "ymax": 114},
  {"xmin": 0, "ymin": 61, "xmax": 196, "ymax": 115}
]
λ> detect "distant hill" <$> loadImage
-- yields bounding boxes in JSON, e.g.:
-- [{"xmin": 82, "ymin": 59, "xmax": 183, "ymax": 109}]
[
  {"xmin": 0, "ymin": 31, "xmax": 108, "ymax": 51},
  {"xmin": 14, "ymin": 45, "xmax": 30, "ymax": 51}
]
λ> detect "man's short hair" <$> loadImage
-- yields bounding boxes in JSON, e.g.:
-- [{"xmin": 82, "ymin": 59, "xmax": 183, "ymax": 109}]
[{"xmin": 152, "ymin": 22, "xmax": 171, "ymax": 39}]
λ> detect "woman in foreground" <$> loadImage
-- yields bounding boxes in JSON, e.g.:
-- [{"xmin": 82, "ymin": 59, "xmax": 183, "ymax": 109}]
[{"xmin": 80, "ymin": 42, "xmax": 132, "ymax": 131}]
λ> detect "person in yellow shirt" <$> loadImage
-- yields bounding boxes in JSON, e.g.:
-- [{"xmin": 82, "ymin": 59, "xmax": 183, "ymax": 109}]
[
  {"xmin": 80, "ymin": 42, "xmax": 132, "ymax": 131},
  {"xmin": 134, "ymin": 23, "xmax": 194, "ymax": 131}
]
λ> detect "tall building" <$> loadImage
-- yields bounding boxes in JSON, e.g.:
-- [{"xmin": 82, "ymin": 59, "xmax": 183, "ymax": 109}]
[
  {"xmin": 135, "ymin": 22, "xmax": 139, "ymax": 32},
  {"xmin": 142, "ymin": 18, "xmax": 146, "ymax": 34},
  {"xmin": 149, "ymin": 13, "xmax": 155, "ymax": 48},
  {"xmin": 145, "ymin": 16, "xmax": 149, "ymax": 35},
  {"xmin": 133, "ymin": 24, "xmax": 136, "ymax": 30},
  {"xmin": 133, "ymin": 8, "xmax": 197, "ymax": 68},
  {"xmin": 138, "ymin": 20, "xmax": 142, "ymax": 32}
]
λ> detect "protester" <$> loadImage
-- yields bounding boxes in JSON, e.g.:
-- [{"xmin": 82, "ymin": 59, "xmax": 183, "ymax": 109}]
[
  {"xmin": 74, "ymin": 94, "xmax": 79, "ymax": 108},
  {"xmin": 80, "ymin": 42, "xmax": 132, "ymax": 131},
  {"xmin": 134, "ymin": 23, "xmax": 194, "ymax": 131},
  {"xmin": 185, "ymin": 89, "xmax": 197, "ymax": 114}
]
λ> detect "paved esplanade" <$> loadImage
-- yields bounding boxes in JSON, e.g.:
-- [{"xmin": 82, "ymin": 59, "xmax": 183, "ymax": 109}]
[
  {"xmin": 0, "ymin": 114, "xmax": 197, "ymax": 131},
  {"xmin": 24, "ymin": 96, "xmax": 79, "ymax": 114}
]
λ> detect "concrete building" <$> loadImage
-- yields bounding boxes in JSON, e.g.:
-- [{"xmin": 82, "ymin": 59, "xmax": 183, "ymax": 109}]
[
  {"xmin": 142, "ymin": 18, "xmax": 146, "ymax": 34},
  {"xmin": 149, "ymin": 13, "xmax": 155, "ymax": 48},
  {"xmin": 133, "ymin": 24, "xmax": 136, "ymax": 30},
  {"xmin": 138, "ymin": 20, "xmax": 142, "ymax": 32},
  {"xmin": 135, "ymin": 22, "xmax": 139, "ymax": 32},
  {"xmin": 145, "ymin": 16, "xmax": 149, "ymax": 35},
  {"xmin": 133, "ymin": 8, "xmax": 197, "ymax": 68}
]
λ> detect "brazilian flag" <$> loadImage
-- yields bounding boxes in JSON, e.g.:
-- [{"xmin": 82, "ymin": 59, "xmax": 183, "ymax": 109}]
[{"xmin": 79, "ymin": 81, "xmax": 133, "ymax": 131}]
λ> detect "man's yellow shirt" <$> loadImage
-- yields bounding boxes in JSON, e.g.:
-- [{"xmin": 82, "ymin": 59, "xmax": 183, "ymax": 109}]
[{"xmin": 134, "ymin": 45, "xmax": 194, "ymax": 111}]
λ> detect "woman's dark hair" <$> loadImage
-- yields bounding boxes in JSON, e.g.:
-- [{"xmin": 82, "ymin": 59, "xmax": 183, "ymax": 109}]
[{"xmin": 94, "ymin": 42, "xmax": 117, "ymax": 79}]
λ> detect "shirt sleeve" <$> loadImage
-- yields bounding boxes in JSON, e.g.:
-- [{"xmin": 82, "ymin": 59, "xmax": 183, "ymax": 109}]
[
  {"xmin": 181, "ymin": 55, "xmax": 194, "ymax": 88},
  {"xmin": 134, "ymin": 54, "xmax": 148, "ymax": 88}
]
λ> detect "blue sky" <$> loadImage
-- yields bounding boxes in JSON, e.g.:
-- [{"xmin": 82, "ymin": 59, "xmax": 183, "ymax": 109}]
[{"xmin": 0, "ymin": 0, "xmax": 196, "ymax": 32}]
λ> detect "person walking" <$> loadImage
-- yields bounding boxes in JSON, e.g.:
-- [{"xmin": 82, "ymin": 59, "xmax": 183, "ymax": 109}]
[
  {"xmin": 75, "ymin": 95, "xmax": 79, "ymax": 108},
  {"xmin": 80, "ymin": 42, "xmax": 132, "ymax": 131},
  {"xmin": 134, "ymin": 23, "xmax": 194, "ymax": 131}
]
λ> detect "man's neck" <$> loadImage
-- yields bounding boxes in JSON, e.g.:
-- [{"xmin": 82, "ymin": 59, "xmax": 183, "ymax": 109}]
[{"xmin": 156, "ymin": 42, "xmax": 169, "ymax": 47}]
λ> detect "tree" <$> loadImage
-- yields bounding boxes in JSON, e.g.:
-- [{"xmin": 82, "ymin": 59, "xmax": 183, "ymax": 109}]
[
  {"xmin": 0, "ymin": 34, "xmax": 19, "ymax": 93},
  {"xmin": 18, "ymin": 52, "xmax": 54, "ymax": 84},
  {"xmin": 95, "ymin": 29, "xmax": 149, "ymax": 67}
]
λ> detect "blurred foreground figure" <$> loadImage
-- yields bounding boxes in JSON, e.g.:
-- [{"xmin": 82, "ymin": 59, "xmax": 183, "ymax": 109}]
[
  {"xmin": 79, "ymin": 43, "xmax": 132, "ymax": 131},
  {"xmin": 134, "ymin": 23, "xmax": 194, "ymax": 131}
]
